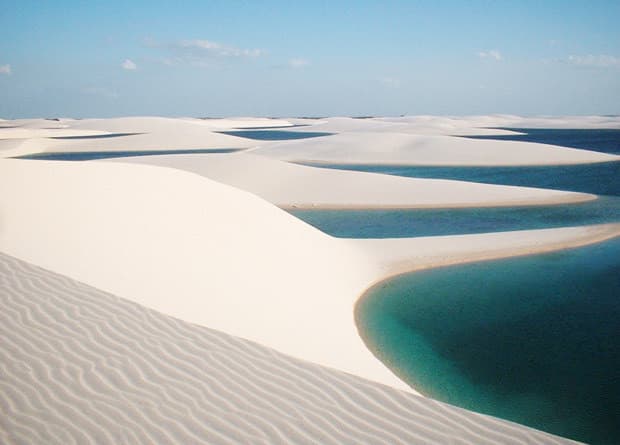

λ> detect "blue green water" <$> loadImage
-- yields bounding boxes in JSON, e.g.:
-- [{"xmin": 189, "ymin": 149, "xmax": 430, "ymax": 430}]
[
  {"xmin": 356, "ymin": 238, "xmax": 620, "ymax": 444},
  {"xmin": 217, "ymin": 129, "xmax": 332, "ymax": 140},
  {"xmin": 290, "ymin": 197, "xmax": 620, "ymax": 238}
]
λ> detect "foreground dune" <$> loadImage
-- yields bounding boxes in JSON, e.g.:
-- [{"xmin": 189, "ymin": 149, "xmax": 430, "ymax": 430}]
[
  {"xmin": 0, "ymin": 253, "xmax": 579, "ymax": 444},
  {"xmin": 117, "ymin": 152, "xmax": 594, "ymax": 208}
]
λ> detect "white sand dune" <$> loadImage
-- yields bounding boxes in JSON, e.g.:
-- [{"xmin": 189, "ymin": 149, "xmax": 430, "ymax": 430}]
[
  {"xmin": 0, "ymin": 253, "xmax": 579, "ymax": 444},
  {"xmin": 272, "ymin": 115, "xmax": 620, "ymax": 136},
  {"xmin": 253, "ymin": 131, "xmax": 619, "ymax": 166},
  {"xmin": 0, "ymin": 158, "xmax": 402, "ymax": 390},
  {"xmin": 280, "ymin": 116, "xmax": 525, "ymax": 136},
  {"xmin": 117, "ymin": 152, "xmax": 594, "ymax": 208},
  {"xmin": 376, "ymin": 114, "xmax": 620, "ymax": 131},
  {"xmin": 0, "ymin": 127, "xmax": 110, "ymax": 140},
  {"xmin": 64, "ymin": 116, "xmax": 293, "ymax": 132}
]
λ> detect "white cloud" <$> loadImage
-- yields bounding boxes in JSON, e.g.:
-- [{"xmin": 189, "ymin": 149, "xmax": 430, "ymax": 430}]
[
  {"xmin": 148, "ymin": 39, "xmax": 265, "ymax": 67},
  {"xmin": 289, "ymin": 58, "xmax": 310, "ymax": 68},
  {"xmin": 478, "ymin": 50, "xmax": 503, "ymax": 61},
  {"xmin": 379, "ymin": 77, "xmax": 401, "ymax": 88},
  {"xmin": 565, "ymin": 54, "xmax": 620, "ymax": 68},
  {"xmin": 0, "ymin": 64, "xmax": 11, "ymax": 75},
  {"xmin": 121, "ymin": 59, "xmax": 137, "ymax": 70},
  {"xmin": 178, "ymin": 39, "xmax": 264, "ymax": 58}
]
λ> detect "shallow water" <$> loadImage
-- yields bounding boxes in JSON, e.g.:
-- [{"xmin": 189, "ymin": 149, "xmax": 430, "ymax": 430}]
[
  {"xmin": 356, "ymin": 238, "xmax": 620, "ymax": 444},
  {"xmin": 290, "ymin": 196, "xmax": 620, "ymax": 238},
  {"xmin": 217, "ymin": 129, "xmax": 332, "ymax": 140}
]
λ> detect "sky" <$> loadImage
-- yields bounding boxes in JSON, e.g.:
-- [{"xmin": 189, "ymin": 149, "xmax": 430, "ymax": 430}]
[{"xmin": 1, "ymin": 0, "xmax": 619, "ymax": 118}]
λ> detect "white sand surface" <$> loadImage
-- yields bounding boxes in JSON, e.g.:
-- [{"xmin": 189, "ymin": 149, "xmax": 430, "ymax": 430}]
[
  {"xmin": 0, "ymin": 252, "xmax": 579, "ymax": 444},
  {"xmin": 376, "ymin": 114, "xmax": 620, "ymax": 131},
  {"xmin": 1, "ymin": 158, "xmax": 618, "ymax": 396},
  {"xmin": 253, "ymin": 131, "xmax": 619, "ymax": 166},
  {"xmin": 271, "ymin": 115, "xmax": 620, "ymax": 135},
  {"xmin": 0, "ymin": 158, "xmax": 404, "ymax": 390},
  {"xmin": 117, "ymin": 152, "xmax": 594, "ymax": 208},
  {"xmin": 0, "ymin": 127, "xmax": 110, "ymax": 139}
]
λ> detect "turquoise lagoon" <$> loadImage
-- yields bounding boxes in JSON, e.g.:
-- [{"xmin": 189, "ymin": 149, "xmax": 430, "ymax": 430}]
[{"xmin": 356, "ymin": 238, "xmax": 620, "ymax": 444}]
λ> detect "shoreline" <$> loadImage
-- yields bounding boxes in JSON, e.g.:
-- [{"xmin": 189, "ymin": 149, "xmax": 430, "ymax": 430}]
[
  {"xmin": 355, "ymin": 222, "xmax": 620, "ymax": 282},
  {"xmin": 297, "ymin": 157, "xmax": 620, "ymax": 167},
  {"xmin": 281, "ymin": 193, "xmax": 597, "ymax": 210}
]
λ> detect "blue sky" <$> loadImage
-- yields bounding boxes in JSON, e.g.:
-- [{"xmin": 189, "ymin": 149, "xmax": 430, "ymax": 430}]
[{"xmin": 1, "ymin": 0, "xmax": 619, "ymax": 118}]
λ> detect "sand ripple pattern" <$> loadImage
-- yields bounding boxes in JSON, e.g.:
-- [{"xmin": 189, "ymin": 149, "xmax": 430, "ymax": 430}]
[{"xmin": 0, "ymin": 253, "xmax": 578, "ymax": 444}]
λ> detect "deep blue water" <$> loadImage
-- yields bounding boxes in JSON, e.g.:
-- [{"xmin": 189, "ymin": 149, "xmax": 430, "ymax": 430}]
[
  {"xmin": 290, "ymin": 196, "xmax": 620, "ymax": 238},
  {"xmin": 356, "ymin": 238, "xmax": 620, "ymax": 444},
  {"xmin": 463, "ymin": 128, "xmax": 620, "ymax": 154},
  {"xmin": 13, "ymin": 148, "xmax": 241, "ymax": 161},
  {"xmin": 217, "ymin": 129, "xmax": 332, "ymax": 140},
  {"xmin": 231, "ymin": 124, "xmax": 310, "ymax": 130}
]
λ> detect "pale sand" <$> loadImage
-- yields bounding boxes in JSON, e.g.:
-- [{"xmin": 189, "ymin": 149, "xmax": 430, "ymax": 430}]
[
  {"xmin": 1, "ymin": 158, "xmax": 618, "ymax": 396},
  {"xmin": 271, "ymin": 115, "xmax": 620, "ymax": 135},
  {"xmin": 0, "ymin": 252, "xmax": 579, "ymax": 444},
  {"xmin": 252, "ymin": 131, "xmax": 619, "ymax": 166},
  {"xmin": 116, "ymin": 152, "xmax": 594, "ymax": 208}
]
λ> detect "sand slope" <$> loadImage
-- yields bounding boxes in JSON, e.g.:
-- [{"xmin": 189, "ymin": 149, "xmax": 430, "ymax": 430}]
[
  {"xmin": 0, "ymin": 253, "xmax": 579, "ymax": 444},
  {"xmin": 118, "ymin": 152, "xmax": 594, "ymax": 208}
]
